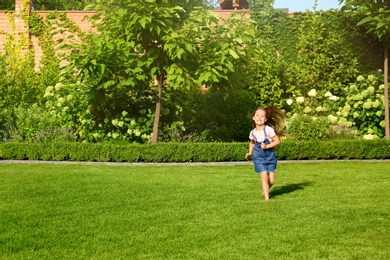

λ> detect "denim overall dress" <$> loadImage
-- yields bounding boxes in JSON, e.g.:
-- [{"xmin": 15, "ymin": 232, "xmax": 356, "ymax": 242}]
[{"xmin": 251, "ymin": 126, "xmax": 277, "ymax": 173}]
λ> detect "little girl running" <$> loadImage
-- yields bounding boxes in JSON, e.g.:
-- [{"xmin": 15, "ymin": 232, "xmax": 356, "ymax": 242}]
[{"xmin": 245, "ymin": 106, "xmax": 285, "ymax": 201}]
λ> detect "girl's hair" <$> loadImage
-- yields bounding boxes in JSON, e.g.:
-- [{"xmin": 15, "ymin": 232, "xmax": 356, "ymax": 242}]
[{"xmin": 251, "ymin": 106, "xmax": 286, "ymax": 136}]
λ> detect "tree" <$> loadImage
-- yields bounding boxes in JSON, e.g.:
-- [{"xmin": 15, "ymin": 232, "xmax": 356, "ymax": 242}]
[
  {"xmin": 0, "ymin": 0, "xmax": 95, "ymax": 10},
  {"xmin": 340, "ymin": 0, "xmax": 390, "ymax": 139},
  {"xmin": 59, "ymin": 0, "xmax": 257, "ymax": 143}
]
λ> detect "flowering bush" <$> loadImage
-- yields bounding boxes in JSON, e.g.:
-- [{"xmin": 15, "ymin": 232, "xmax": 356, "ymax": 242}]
[
  {"xmin": 284, "ymin": 73, "xmax": 385, "ymax": 139},
  {"xmin": 338, "ymin": 73, "xmax": 385, "ymax": 138},
  {"xmin": 43, "ymin": 82, "xmax": 153, "ymax": 143},
  {"xmin": 287, "ymin": 114, "xmax": 331, "ymax": 140}
]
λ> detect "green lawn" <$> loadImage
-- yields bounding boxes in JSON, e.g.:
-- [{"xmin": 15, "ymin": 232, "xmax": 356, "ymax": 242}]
[{"xmin": 1, "ymin": 161, "xmax": 389, "ymax": 259}]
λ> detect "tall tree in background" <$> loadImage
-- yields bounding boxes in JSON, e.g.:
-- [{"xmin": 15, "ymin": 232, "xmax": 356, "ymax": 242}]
[
  {"xmin": 0, "ymin": 0, "xmax": 218, "ymax": 10},
  {"xmin": 66, "ymin": 0, "xmax": 257, "ymax": 143},
  {"xmin": 340, "ymin": 0, "xmax": 390, "ymax": 139}
]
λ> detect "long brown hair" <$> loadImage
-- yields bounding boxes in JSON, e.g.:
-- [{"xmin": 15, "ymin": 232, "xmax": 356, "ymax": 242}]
[{"xmin": 251, "ymin": 106, "xmax": 286, "ymax": 136}]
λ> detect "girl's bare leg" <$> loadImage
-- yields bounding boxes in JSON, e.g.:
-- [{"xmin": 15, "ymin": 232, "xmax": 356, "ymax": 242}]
[
  {"xmin": 261, "ymin": 171, "xmax": 270, "ymax": 200},
  {"xmin": 268, "ymin": 171, "xmax": 275, "ymax": 190}
]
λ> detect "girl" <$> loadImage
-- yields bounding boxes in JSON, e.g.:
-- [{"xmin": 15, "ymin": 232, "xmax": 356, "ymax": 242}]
[{"xmin": 245, "ymin": 106, "xmax": 285, "ymax": 201}]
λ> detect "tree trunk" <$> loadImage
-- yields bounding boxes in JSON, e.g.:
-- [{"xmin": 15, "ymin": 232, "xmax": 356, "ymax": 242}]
[
  {"xmin": 385, "ymin": 46, "xmax": 389, "ymax": 139},
  {"xmin": 151, "ymin": 74, "xmax": 163, "ymax": 144}
]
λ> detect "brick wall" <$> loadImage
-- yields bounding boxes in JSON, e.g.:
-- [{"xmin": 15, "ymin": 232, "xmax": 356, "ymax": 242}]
[{"xmin": 0, "ymin": 0, "xmax": 248, "ymax": 70}]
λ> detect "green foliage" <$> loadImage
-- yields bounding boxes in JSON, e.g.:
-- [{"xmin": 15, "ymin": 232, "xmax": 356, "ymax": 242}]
[
  {"xmin": 1, "ymin": 140, "xmax": 390, "ymax": 161},
  {"xmin": 338, "ymin": 73, "xmax": 386, "ymax": 137},
  {"xmin": 42, "ymin": 82, "xmax": 155, "ymax": 143},
  {"xmin": 286, "ymin": 114, "xmax": 331, "ymax": 141},
  {"xmin": 182, "ymin": 88, "xmax": 254, "ymax": 142},
  {"xmin": 0, "ymin": 0, "xmax": 14, "ymax": 10},
  {"xmin": 52, "ymin": 0, "xmax": 258, "ymax": 143},
  {"xmin": 277, "ymin": 139, "xmax": 390, "ymax": 159},
  {"xmin": 13, "ymin": 103, "xmax": 76, "ymax": 143},
  {"xmin": 246, "ymin": 48, "xmax": 286, "ymax": 107},
  {"xmin": 284, "ymin": 73, "xmax": 384, "ymax": 139},
  {"xmin": 342, "ymin": 0, "xmax": 390, "ymax": 43},
  {"xmin": 0, "ymin": 12, "xmax": 42, "ymax": 140},
  {"xmin": 284, "ymin": 9, "xmax": 359, "ymax": 99}
]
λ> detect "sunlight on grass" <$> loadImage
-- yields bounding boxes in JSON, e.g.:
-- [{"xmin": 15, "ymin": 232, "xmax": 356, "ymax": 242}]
[{"xmin": 1, "ymin": 162, "xmax": 389, "ymax": 259}]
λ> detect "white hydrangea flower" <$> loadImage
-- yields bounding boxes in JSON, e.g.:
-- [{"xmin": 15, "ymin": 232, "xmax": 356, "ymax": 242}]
[
  {"xmin": 112, "ymin": 133, "xmax": 119, "ymax": 139},
  {"xmin": 43, "ymin": 92, "xmax": 53, "ymax": 98},
  {"xmin": 296, "ymin": 96, "xmax": 305, "ymax": 104},
  {"xmin": 376, "ymin": 111, "xmax": 383, "ymax": 117},
  {"xmin": 286, "ymin": 99, "xmax": 293, "ymax": 106},
  {"xmin": 112, "ymin": 119, "xmax": 119, "ymax": 126},
  {"xmin": 380, "ymin": 120, "xmax": 385, "ymax": 127},
  {"xmin": 372, "ymin": 100, "xmax": 380, "ymax": 108},
  {"xmin": 363, "ymin": 100, "xmax": 372, "ymax": 109},
  {"xmin": 134, "ymin": 129, "xmax": 141, "ymax": 136},
  {"xmin": 303, "ymin": 107, "xmax": 311, "ymax": 113},
  {"xmin": 324, "ymin": 91, "xmax": 332, "ymax": 97},
  {"xmin": 316, "ymin": 106, "xmax": 323, "ymax": 112},
  {"xmin": 55, "ymin": 83, "xmax": 64, "ymax": 90},
  {"xmin": 379, "ymin": 84, "xmax": 384, "ymax": 90},
  {"xmin": 353, "ymin": 112, "xmax": 359, "ymax": 118},
  {"xmin": 357, "ymin": 75, "xmax": 365, "ymax": 81},
  {"xmin": 329, "ymin": 95, "xmax": 338, "ymax": 101},
  {"xmin": 367, "ymin": 75, "xmax": 375, "ymax": 82},
  {"xmin": 367, "ymin": 86, "xmax": 375, "ymax": 94},
  {"xmin": 67, "ymin": 95, "xmax": 73, "ymax": 101},
  {"xmin": 343, "ymin": 104, "xmax": 351, "ymax": 112},
  {"xmin": 363, "ymin": 134, "xmax": 373, "ymax": 140},
  {"xmin": 349, "ymin": 84, "xmax": 357, "ymax": 91},
  {"xmin": 118, "ymin": 121, "xmax": 124, "ymax": 127},
  {"xmin": 93, "ymin": 133, "xmax": 100, "ymax": 139},
  {"xmin": 353, "ymin": 94, "xmax": 363, "ymax": 101},
  {"xmin": 127, "ymin": 129, "xmax": 133, "ymax": 135},
  {"xmin": 122, "ymin": 111, "xmax": 128, "ymax": 117},
  {"xmin": 327, "ymin": 115, "xmax": 338, "ymax": 124},
  {"xmin": 341, "ymin": 121, "xmax": 353, "ymax": 127},
  {"xmin": 308, "ymin": 89, "xmax": 317, "ymax": 97}
]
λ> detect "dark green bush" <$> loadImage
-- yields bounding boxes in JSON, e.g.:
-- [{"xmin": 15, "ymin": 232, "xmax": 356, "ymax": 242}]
[{"xmin": 1, "ymin": 140, "xmax": 389, "ymax": 162}]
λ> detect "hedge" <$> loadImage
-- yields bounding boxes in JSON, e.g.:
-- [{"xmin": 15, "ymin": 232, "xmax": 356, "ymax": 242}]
[{"xmin": 1, "ymin": 140, "xmax": 389, "ymax": 162}]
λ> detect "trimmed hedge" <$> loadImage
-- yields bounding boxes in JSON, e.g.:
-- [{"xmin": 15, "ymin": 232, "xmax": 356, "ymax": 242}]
[{"xmin": 0, "ymin": 140, "xmax": 389, "ymax": 162}]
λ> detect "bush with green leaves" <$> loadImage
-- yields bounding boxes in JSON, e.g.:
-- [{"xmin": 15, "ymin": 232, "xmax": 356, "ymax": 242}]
[
  {"xmin": 182, "ymin": 88, "xmax": 254, "ymax": 142},
  {"xmin": 283, "ymin": 8, "xmax": 359, "ymax": 102},
  {"xmin": 337, "ymin": 73, "xmax": 385, "ymax": 138},
  {"xmin": 43, "ymin": 82, "xmax": 156, "ymax": 143},
  {"xmin": 284, "ymin": 72, "xmax": 385, "ymax": 139},
  {"xmin": 13, "ymin": 104, "xmax": 76, "ymax": 143},
  {"xmin": 286, "ymin": 114, "xmax": 331, "ymax": 140}
]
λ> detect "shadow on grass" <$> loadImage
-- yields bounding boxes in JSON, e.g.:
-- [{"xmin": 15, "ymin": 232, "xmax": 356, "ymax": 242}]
[{"xmin": 270, "ymin": 182, "xmax": 313, "ymax": 198}]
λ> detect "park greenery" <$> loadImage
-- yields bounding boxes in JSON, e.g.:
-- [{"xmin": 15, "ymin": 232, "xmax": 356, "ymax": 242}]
[{"xmin": 0, "ymin": 0, "xmax": 389, "ymax": 145}]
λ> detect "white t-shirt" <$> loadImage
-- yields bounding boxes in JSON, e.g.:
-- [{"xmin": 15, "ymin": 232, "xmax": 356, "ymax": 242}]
[{"xmin": 249, "ymin": 126, "xmax": 276, "ymax": 143}]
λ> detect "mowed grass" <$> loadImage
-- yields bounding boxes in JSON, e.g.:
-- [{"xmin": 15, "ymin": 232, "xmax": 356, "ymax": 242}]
[{"xmin": 1, "ymin": 161, "xmax": 390, "ymax": 259}]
